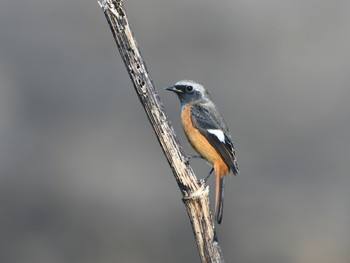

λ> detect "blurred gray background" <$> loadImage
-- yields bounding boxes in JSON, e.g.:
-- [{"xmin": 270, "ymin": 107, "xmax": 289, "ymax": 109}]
[{"xmin": 0, "ymin": 0, "xmax": 349, "ymax": 262}]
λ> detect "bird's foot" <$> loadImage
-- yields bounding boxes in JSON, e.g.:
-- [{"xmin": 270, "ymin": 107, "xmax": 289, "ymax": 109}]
[{"xmin": 197, "ymin": 178, "xmax": 206, "ymax": 186}]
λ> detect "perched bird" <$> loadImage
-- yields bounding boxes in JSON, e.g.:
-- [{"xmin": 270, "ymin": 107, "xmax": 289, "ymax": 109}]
[{"xmin": 165, "ymin": 80, "xmax": 239, "ymax": 224}]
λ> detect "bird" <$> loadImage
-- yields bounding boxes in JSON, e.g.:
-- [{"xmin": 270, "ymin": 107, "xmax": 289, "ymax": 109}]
[{"xmin": 165, "ymin": 80, "xmax": 239, "ymax": 224}]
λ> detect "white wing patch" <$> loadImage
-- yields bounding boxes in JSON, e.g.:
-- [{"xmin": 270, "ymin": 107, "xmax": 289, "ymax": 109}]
[{"xmin": 207, "ymin": 129, "xmax": 225, "ymax": 142}]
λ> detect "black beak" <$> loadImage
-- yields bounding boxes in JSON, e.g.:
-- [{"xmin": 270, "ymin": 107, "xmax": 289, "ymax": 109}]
[{"xmin": 165, "ymin": 86, "xmax": 182, "ymax": 93}]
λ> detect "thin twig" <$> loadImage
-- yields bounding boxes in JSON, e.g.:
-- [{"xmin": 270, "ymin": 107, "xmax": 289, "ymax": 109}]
[{"xmin": 99, "ymin": 1, "xmax": 225, "ymax": 262}]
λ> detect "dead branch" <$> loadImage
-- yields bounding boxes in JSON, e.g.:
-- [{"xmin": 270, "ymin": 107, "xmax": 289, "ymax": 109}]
[{"xmin": 98, "ymin": 1, "xmax": 225, "ymax": 262}]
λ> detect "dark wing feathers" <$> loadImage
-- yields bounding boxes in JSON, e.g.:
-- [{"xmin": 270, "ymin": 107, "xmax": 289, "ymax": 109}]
[{"xmin": 190, "ymin": 104, "xmax": 239, "ymax": 174}]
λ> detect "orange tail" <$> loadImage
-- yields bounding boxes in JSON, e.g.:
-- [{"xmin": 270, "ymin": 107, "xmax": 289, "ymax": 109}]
[{"xmin": 215, "ymin": 175, "xmax": 225, "ymax": 224}]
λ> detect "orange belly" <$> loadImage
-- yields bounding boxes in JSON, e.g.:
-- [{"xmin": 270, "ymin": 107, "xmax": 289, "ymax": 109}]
[{"xmin": 182, "ymin": 104, "xmax": 229, "ymax": 177}]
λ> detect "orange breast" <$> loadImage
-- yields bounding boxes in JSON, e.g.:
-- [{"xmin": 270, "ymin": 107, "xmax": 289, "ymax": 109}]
[{"xmin": 182, "ymin": 104, "xmax": 229, "ymax": 177}]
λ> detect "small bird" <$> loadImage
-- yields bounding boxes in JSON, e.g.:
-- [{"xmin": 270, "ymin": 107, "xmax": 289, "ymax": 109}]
[{"xmin": 165, "ymin": 80, "xmax": 239, "ymax": 224}]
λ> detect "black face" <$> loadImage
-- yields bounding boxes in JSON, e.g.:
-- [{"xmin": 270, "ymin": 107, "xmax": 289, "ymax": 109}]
[{"xmin": 165, "ymin": 84, "xmax": 203, "ymax": 105}]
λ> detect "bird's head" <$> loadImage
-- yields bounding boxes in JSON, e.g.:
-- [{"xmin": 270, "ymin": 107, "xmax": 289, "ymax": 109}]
[{"xmin": 165, "ymin": 80, "xmax": 211, "ymax": 106}]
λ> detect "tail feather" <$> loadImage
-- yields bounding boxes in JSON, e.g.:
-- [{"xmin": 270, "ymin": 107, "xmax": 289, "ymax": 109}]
[{"xmin": 215, "ymin": 176, "xmax": 225, "ymax": 224}]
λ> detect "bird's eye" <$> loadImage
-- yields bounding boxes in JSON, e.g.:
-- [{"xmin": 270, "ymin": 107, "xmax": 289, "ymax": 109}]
[{"xmin": 186, "ymin": 86, "xmax": 193, "ymax": 92}]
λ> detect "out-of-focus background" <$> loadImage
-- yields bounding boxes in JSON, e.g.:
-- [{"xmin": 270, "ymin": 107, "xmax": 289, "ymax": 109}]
[{"xmin": 0, "ymin": 0, "xmax": 349, "ymax": 262}]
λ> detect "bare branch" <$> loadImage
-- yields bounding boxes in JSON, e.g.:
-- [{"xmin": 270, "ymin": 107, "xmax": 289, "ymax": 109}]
[{"xmin": 99, "ymin": 1, "xmax": 224, "ymax": 262}]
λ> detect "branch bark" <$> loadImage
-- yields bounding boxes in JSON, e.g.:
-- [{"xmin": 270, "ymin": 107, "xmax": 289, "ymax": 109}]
[{"xmin": 99, "ymin": 1, "xmax": 224, "ymax": 262}]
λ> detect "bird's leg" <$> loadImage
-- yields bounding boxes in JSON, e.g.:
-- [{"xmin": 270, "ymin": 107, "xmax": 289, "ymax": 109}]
[
  {"xmin": 185, "ymin": 154, "xmax": 204, "ymax": 165},
  {"xmin": 197, "ymin": 167, "xmax": 214, "ymax": 185},
  {"xmin": 204, "ymin": 167, "xmax": 214, "ymax": 183},
  {"xmin": 188, "ymin": 154, "xmax": 204, "ymax": 160},
  {"xmin": 184, "ymin": 155, "xmax": 213, "ymax": 184}
]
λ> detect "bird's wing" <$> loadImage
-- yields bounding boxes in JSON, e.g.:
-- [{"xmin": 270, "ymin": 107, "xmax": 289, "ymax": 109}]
[{"xmin": 190, "ymin": 104, "xmax": 239, "ymax": 174}]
